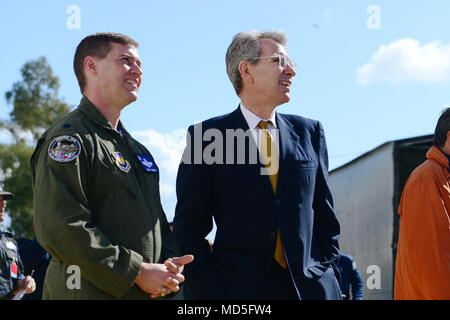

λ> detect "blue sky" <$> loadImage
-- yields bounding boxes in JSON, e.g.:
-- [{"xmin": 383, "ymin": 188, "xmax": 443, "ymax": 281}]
[{"xmin": 1, "ymin": 1, "xmax": 449, "ymax": 227}]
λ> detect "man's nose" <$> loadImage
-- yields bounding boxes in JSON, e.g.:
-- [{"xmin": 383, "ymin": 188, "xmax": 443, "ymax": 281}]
[
  {"xmin": 284, "ymin": 63, "xmax": 296, "ymax": 77},
  {"xmin": 131, "ymin": 63, "xmax": 143, "ymax": 77}
]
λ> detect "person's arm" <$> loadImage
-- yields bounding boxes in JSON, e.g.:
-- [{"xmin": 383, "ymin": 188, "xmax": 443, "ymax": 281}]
[
  {"xmin": 0, "ymin": 240, "xmax": 35, "ymax": 299},
  {"xmin": 173, "ymin": 124, "xmax": 225, "ymax": 299},
  {"xmin": 156, "ymin": 189, "xmax": 181, "ymax": 262},
  {"xmin": 397, "ymin": 174, "xmax": 450, "ymax": 298},
  {"xmin": 0, "ymin": 272, "xmax": 14, "ymax": 300},
  {"xmin": 312, "ymin": 122, "xmax": 340, "ymax": 269},
  {"xmin": 349, "ymin": 263, "xmax": 364, "ymax": 300},
  {"xmin": 12, "ymin": 244, "xmax": 36, "ymax": 296},
  {"xmin": 31, "ymin": 132, "xmax": 143, "ymax": 298}
]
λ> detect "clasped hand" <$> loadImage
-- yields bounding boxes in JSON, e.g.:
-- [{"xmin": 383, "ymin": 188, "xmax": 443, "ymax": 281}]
[{"xmin": 134, "ymin": 254, "xmax": 194, "ymax": 298}]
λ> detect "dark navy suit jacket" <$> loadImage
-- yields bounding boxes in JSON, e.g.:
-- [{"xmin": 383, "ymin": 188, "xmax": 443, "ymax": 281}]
[{"xmin": 173, "ymin": 107, "xmax": 341, "ymax": 299}]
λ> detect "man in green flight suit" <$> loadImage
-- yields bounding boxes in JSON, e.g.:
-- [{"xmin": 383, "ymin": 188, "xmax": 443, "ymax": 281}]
[{"xmin": 31, "ymin": 32, "xmax": 193, "ymax": 299}]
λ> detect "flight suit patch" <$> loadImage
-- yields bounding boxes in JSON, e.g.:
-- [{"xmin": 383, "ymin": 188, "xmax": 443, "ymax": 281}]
[
  {"xmin": 112, "ymin": 152, "xmax": 131, "ymax": 173},
  {"xmin": 136, "ymin": 154, "xmax": 158, "ymax": 173},
  {"xmin": 48, "ymin": 135, "xmax": 81, "ymax": 163}
]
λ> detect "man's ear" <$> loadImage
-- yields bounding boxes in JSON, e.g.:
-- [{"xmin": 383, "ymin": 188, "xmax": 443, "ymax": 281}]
[
  {"xmin": 238, "ymin": 60, "xmax": 253, "ymax": 85},
  {"xmin": 84, "ymin": 56, "xmax": 98, "ymax": 76}
]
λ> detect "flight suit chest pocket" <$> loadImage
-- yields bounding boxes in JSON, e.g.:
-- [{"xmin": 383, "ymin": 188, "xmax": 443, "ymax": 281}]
[{"xmin": 98, "ymin": 151, "xmax": 138, "ymax": 198}]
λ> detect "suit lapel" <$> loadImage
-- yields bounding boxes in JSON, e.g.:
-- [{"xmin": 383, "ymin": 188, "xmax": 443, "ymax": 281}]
[
  {"xmin": 226, "ymin": 107, "xmax": 274, "ymax": 197},
  {"xmin": 276, "ymin": 114, "xmax": 299, "ymax": 196}
]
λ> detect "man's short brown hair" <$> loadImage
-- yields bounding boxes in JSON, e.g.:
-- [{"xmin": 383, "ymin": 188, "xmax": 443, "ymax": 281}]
[{"xmin": 74, "ymin": 32, "xmax": 139, "ymax": 93}]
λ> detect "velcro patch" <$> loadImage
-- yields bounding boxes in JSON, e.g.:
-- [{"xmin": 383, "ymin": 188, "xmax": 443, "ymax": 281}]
[
  {"xmin": 48, "ymin": 135, "xmax": 81, "ymax": 163},
  {"xmin": 136, "ymin": 154, "xmax": 158, "ymax": 173},
  {"xmin": 112, "ymin": 152, "xmax": 131, "ymax": 173}
]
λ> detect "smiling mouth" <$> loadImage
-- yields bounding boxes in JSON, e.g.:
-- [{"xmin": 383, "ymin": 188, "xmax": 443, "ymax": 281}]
[
  {"xmin": 126, "ymin": 79, "xmax": 138, "ymax": 88},
  {"xmin": 279, "ymin": 80, "xmax": 291, "ymax": 87}
]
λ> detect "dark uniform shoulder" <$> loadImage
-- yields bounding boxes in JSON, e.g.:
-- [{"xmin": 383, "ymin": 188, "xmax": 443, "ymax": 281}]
[
  {"xmin": 44, "ymin": 108, "xmax": 87, "ymax": 138},
  {"xmin": 278, "ymin": 112, "xmax": 320, "ymax": 130},
  {"xmin": 191, "ymin": 110, "xmax": 234, "ymax": 132},
  {"xmin": 203, "ymin": 112, "xmax": 233, "ymax": 126},
  {"xmin": 31, "ymin": 107, "xmax": 93, "ymax": 170}
]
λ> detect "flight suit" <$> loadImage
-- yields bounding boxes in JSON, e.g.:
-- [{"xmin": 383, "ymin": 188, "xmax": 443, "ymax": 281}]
[
  {"xmin": 31, "ymin": 96, "xmax": 179, "ymax": 299},
  {"xmin": 0, "ymin": 230, "xmax": 24, "ymax": 300}
]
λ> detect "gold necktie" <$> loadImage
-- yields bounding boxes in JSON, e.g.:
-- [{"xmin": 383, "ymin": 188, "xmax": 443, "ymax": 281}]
[{"xmin": 257, "ymin": 120, "xmax": 287, "ymax": 269}]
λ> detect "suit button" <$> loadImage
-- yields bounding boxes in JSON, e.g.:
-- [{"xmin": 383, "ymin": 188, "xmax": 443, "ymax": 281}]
[{"xmin": 270, "ymin": 232, "xmax": 276, "ymax": 239}]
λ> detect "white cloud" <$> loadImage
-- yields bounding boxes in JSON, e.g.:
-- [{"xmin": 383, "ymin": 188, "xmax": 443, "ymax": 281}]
[
  {"xmin": 132, "ymin": 128, "xmax": 187, "ymax": 176},
  {"xmin": 0, "ymin": 128, "xmax": 36, "ymax": 147},
  {"xmin": 0, "ymin": 127, "xmax": 35, "ymax": 146},
  {"xmin": 357, "ymin": 38, "xmax": 450, "ymax": 86},
  {"xmin": 159, "ymin": 182, "xmax": 176, "ymax": 199},
  {"xmin": 132, "ymin": 128, "xmax": 187, "ymax": 220}
]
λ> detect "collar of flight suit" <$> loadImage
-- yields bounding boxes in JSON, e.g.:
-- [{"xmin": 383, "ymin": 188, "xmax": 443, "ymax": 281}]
[{"xmin": 78, "ymin": 96, "xmax": 127, "ymax": 133}]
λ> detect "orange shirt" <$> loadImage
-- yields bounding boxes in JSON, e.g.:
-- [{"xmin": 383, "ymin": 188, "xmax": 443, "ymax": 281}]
[{"xmin": 394, "ymin": 146, "xmax": 450, "ymax": 299}]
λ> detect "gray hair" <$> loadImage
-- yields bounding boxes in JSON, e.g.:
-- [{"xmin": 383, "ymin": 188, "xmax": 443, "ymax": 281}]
[{"xmin": 225, "ymin": 30, "xmax": 287, "ymax": 95}]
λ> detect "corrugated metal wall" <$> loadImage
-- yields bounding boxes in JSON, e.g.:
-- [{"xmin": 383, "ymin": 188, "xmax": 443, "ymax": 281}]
[{"xmin": 329, "ymin": 143, "xmax": 394, "ymax": 299}]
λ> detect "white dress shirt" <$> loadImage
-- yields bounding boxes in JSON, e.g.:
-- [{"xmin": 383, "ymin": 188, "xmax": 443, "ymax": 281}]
[{"xmin": 240, "ymin": 103, "xmax": 280, "ymax": 155}]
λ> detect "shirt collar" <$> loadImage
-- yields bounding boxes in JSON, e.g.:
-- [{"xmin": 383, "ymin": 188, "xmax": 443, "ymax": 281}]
[
  {"xmin": 78, "ymin": 96, "xmax": 126, "ymax": 133},
  {"xmin": 239, "ymin": 102, "xmax": 277, "ymax": 129}
]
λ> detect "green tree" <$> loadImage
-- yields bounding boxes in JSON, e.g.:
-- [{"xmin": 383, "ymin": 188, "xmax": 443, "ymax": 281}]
[
  {"xmin": 1, "ymin": 56, "xmax": 72, "ymax": 238},
  {"xmin": 0, "ymin": 142, "xmax": 34, "ymax": 238}
]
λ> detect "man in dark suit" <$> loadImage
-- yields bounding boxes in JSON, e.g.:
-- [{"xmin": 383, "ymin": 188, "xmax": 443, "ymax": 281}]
[{"xmin": 173, "ymin": 30, "xmax": 341, "ymax": 300}]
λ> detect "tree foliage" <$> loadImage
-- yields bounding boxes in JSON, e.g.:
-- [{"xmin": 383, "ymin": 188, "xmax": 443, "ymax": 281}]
[
  {"xmin": 5, "ymin": 56, "xmax": 71, "ymax": 141},
  {"xmin": 0, "ymin": 142, "xmax": 34, "ymax": 238},
  {"xmin": 0, "ymin": 56, "xmax": 72, "ymax": 238}
]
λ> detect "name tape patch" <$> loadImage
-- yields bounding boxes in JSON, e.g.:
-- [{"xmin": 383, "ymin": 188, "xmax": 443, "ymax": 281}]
[{"xmin": 137, "ymin": 154, "xmax": 158, "ymax": 173}]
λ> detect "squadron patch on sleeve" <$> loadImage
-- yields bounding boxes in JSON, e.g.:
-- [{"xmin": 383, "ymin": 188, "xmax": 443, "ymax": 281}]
[{"xmin": 48, "ymin": 135, "xmax": 81, "ymax": 162}]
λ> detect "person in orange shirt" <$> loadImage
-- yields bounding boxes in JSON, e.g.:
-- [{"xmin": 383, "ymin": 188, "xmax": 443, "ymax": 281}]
[{"xmin": 394, "ymin": 108, "xmax": 450, "ymax": 300}]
